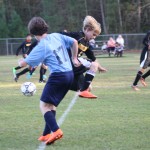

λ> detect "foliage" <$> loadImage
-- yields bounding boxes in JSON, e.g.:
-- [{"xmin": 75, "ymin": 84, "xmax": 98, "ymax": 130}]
[
  {"xmin": 0, "ymin": 0, "xmax": 150, "ymax": 37},
  {"xmin": 0, "ymin": 5, "xmax": 9, "ymax": 37}
]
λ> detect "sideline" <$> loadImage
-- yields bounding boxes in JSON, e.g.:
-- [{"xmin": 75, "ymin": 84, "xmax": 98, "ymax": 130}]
[{"xmin": 36, "ymin": 92, "xmax": 78, "ymax": 150}]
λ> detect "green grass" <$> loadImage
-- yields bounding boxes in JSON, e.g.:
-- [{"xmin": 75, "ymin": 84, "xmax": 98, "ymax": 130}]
[{"xmin": 0, "ymin": 53, "xmax": 150, "ymax": 150}]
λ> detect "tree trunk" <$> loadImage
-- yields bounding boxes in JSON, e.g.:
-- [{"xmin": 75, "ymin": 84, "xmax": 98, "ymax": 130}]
[
  {"xmin": 100, "ymin": 0, "xmax": 107, "ymax": 34},
  {"xmin": 117, "ymin": 0, "xmax": 123, "ymax": 33},
  {"xmin": 137, "ymin": 0, "xmax": 141, "ymax": 32}
]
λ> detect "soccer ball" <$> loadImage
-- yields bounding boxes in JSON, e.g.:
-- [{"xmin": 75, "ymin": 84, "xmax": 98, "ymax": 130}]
[{"xmin": 21, "ymin": 82, "xmax": 36, "ymax": 96}]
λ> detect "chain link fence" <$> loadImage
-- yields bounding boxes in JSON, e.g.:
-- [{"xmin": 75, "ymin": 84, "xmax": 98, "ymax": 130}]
[{"xmin": 0, "ymin": 33, "xmax": 146, "ymax": 55}]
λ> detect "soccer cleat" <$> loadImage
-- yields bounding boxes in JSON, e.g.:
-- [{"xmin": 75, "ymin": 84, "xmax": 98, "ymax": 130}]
[
  {"xmin": 38, "ymin": 134, "xmax": 51, "ymax": 142},
  {"xmin": 45, "ymin": 129, "xmax": 63, "ymax": 145},
  {"xmin": 131, "ymin": 85, "xmax": 140, "ymax": 91},
  {"xmin": 14, "ymin": 75, "xmax": 19, "ymax": 82},
  {"xmin": 26, "ymin": 73, "xmax": 32, "ymax": 79},
  {"xmin": 79, "ymin": 90, "xmax": 97, "ymax": 99},
  {"xmin": 39, "ymin": 79, "xmax": 46, "ymax": 83},
  {"xmin": 43, "ymin": 75, "xmax": 47, "ymax": 80},
  {"xmin": 12, "ymin": 67, "xmax": 16, "ymax": 78},
  {"xmin": 140, "ymin": 78, "xmax": 147, "ymax": 87}
]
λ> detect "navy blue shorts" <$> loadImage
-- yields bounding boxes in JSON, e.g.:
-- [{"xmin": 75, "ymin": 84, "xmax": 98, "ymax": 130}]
[{"xmin": 40, "ymin": 71, "xmax": 74, "ymax": 107}]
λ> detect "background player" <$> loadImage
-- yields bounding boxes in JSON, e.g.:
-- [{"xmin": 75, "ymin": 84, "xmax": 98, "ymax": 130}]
[
  {"xmin": 132, "ymin": 31, "xmax": 150, "ymax": 90},
  {"xmin": 13, "ymin": 34, "xmax": 32, "ymax": 80}
]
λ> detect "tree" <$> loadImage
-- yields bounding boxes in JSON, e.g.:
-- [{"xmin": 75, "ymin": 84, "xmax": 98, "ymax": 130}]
[
  {"xmin": 0, "ymin": 4, "xmax": 9, "ymax": 37},
  {"xmin": 8, "ymin": 10, "xmax": 25, "ymax": 37},
  {"xmin": 99, "ymin": 0, "xmax": 107, "ymax": 34},
  {"xmin": 117, "ymin": 0, "xmax": 123, "ymax": 32}
]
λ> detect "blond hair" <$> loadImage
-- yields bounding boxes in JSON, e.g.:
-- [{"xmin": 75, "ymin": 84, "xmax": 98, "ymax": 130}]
[{"xmin": 83, "ymin": 16, "xmax": 101, "ymax": 35}]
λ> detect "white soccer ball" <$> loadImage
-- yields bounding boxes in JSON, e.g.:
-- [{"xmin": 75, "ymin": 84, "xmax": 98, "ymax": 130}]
[{"xmin": 21, "ymin": 82, "xmax": 36, "ymax": 96}]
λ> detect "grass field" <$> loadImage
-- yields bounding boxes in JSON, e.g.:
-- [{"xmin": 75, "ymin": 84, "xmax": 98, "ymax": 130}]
[{"xmin": 0, "ymin": 53, "xmax": 150, "ymax": 150}]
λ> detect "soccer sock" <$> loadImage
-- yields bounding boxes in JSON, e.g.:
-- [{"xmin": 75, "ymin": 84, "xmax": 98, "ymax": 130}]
[
  {"xmin": 142, "ymin": 69, "xmax": 150, "ymax": 79},
  {"xmin": 80, "ymin": 70, "xmax": 95, "ymax": 91},
  {"xmin": 133, "ymin": 71, "xmax": 143, "ymax": 86},
  {"xmin": 43, "ymin": 68, "xmax": 47, "ymax": 75},
  {"xmin": 44, "ymin": 111, "xmax": 59, "ymax": 132},
  {"xmin": 39, "ymin": 67, "xmax": 44, "ymax": 81},
  {"xmin": 43, "ymin": 110, "xmax": 56, "ymax": 136},
  {"xmin": 15, "ymin": 66, "xmax": 22, "ymax": 70},
  {"xmin": 16, "ymin": 68, "xmax": 30, "ymax": 77},
  {"xmin": 30, "ymin": 68, "xmax": 36, "ymax": 75}
]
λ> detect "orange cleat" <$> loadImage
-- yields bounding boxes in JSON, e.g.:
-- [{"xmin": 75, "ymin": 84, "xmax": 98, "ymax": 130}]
[
  {"xmin": 140, "ymin": 78, "xmax": 147, "ymax": 87},
  {"xmin": 131, "ymin": 85, "xmax": 140, "ymax": 91},
  {"xmin": 79, "ymin": 90, "xmax": 97, "ymax": 99},
  {"xmin": 38, "ymin": 134, "xmax": 51, "ymax": 142},
  {"xmin": 45, "ymin": 129, "xmax": 63, "ymax": 145}
]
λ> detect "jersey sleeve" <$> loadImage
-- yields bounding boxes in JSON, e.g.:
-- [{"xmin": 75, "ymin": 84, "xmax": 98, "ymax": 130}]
[
  {"xmin": 84, "ymin": 48, "xmax": 96, "ymax": 61},
  {"xmin": 24, "ymin": 42, "xmax": 45, "ymax": 67}
]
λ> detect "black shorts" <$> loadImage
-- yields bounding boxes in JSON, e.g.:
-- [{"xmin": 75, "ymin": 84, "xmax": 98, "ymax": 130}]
[
  {"xmin": 73, "ymin": 64, "xmax": 88, "ymax": 75},
  {"xmin": 70, "ymin": 74, "xmax": 85, "ymax": 91},
  {"xmin": 40, "ymin": 71, "xmax": 73, "ymax": 107}
]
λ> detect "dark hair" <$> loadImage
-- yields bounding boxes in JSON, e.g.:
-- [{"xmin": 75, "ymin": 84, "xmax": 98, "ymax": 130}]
[{"xmin": 28, "ymin": 17, "xmax": 49, "ymax": 36}]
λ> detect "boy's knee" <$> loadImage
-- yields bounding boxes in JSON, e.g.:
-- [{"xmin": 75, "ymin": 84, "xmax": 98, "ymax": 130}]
[{"xmin": 90, "ymin": 62, "xmax": 98, "ymax": 72}]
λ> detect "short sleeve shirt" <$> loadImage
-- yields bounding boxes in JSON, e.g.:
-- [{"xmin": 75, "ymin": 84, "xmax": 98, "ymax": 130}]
[{"xmin": 25, "ymin": 33, "xmax": 74, "ymax": 73}]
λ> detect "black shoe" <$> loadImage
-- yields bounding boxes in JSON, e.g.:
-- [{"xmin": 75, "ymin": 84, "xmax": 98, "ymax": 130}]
[
  {"xmin": 14, "ymin": 75, "xmax": 19, "ymax": 82},
  {"xmin": 39, "ymin": 79, "xmax": 46, "ymax": 83}
]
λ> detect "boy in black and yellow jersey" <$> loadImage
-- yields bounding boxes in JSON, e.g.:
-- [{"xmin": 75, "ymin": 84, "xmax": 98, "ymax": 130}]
[
  {"xmin": 61, "ymin": 16, "xmax": 107, "ymax": 98},
  {"xmin": 13, "ymin": 34, "xmax": 33, "ymax": 81}
]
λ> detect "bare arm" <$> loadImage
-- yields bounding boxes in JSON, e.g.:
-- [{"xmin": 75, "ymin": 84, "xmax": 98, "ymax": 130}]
[{"xmin": 71, "ymin": 39, "xmax": 80, "ymax": 67}]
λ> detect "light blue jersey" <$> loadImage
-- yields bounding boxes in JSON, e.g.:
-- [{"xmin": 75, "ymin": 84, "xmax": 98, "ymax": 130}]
[{"xmin": 25, "ymin": 33, "xmax": 74, "ymax": 73}]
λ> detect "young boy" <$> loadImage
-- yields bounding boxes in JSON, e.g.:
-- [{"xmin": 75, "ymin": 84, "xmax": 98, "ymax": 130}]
[
  {"xmin": 132, "ymin": 31, "xmax": 150, "ymax": 90},
  {"xmin": 19, "ymin": 17, "xmax": 80, "ymax": 144},
  {"xmin": 61, "ymin": 16, "xmax": 107, "ymax": 98},
  {"xmin": 13, "ymin": 34, "xmax": 33, "ymax": 81}
]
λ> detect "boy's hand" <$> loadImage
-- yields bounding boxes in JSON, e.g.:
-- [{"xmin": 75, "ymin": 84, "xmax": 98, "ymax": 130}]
[{"xmin": 72, "ymin": 58, "xmax": 81, "ymax": 67}]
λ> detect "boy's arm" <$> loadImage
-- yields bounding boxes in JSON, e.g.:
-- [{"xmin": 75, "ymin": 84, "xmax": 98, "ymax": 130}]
[
  {"xmin": 85, "ymin": 48, "xmax": 96, "ymax": 61},
  {"xmin": 16, "ymin": 42, "xmax": 24, "ymax": 56},
  {"xmin": 71, "ymin": 39, "xmax": 80, "ymax": 67}
]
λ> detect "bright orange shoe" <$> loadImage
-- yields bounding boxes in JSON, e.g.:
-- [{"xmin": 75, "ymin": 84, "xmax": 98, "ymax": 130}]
[
  {"xmin": 79, "ymin": 90, "xmax": 97, "ymax": 99},
  {"xmin": 131, "ymin": 85, "xmax": 140, "ymax": 91},
  {"xmin": 38, "ymin": 134, "xmax": 51, "ymax": 142},
  {"xmin": 140, "ymin": 78, "xmax": 147, "ymax": 87},
  {"xmin": 45, "ymin": 129, "xmax": 63, "ymax": 145}
]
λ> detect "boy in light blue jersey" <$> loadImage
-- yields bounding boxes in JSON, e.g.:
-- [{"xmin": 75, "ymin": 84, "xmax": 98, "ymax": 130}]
[{"xmin": 19, "ymin": 17, "xmax": 80, "ymax": 145}]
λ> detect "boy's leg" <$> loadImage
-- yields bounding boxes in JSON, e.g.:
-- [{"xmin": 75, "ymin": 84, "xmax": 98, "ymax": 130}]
[
  {"xmin": 77, "ymin": 60, "xmax": 97, "ymax": 98},
  {"xmin": 142, "ymin": 69, "xmax": 150, "ymax": 79},
  {"xmin": 13, "ymin": 66, "xmax": 22, "ymax": 77},
  {"xmin": 132, "ymin": 71, "xmax": 143, "ymax": 90},
  {"xmin": 15, "ymin": 66, "xmax": 22, "ymax": 70},
  {"xmin": 43, "ymin": 68, "xmax": 47, "ymax": 79},
  {"xmin": 39, "ymin": 67, "xmax": 45, "ymax": 82},
  {"xmin": 39, "ymin": 64, "xmax": 47, "ymax": 83},
  {"xmin": 14, "ymin": 68, "xmax": 30, "ymax": 82},
  {"xmin": 79, "ymin": 70, "xmax": 97, "ymax": 98},
  {"xmin": 40, "ymin": 101, "xmax": 63, "ymax": 145},
  {"xmin": 140, "ymin": 69, "xmax": 150, "ymax": 86},
  {"xmin": 80, "ymin": 70, "xmax": 95, "ymax": 91},
  {"xmin": 38, "ymin": 110, "xmax": 56, "ymax": 141}
]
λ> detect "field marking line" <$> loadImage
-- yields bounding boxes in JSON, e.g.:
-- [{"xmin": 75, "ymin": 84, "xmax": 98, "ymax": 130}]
[{"xmin": 36, "ymin": 92, "xmax": 78, "ymax": 150}]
